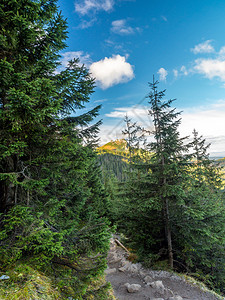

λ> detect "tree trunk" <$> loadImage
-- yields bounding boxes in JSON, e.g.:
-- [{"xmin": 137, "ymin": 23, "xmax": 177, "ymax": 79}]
[{"xmin": 163, "ymin": 197, "xmax": 173, "ymax": 269}]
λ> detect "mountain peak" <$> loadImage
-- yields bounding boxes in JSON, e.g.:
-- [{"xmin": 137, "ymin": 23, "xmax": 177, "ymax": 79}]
[{"xmin": 98, "ymin": 139, "xmax": 127, "ymax": 153}]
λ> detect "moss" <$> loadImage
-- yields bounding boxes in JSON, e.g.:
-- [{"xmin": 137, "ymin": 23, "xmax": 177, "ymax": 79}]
[
  {"xmin": 0, "ymin": 263, "xmax": 115, "ymax": 300},
  {"xmin": 83, "ymin": 275, "xmax": 116, "ymax": 300},
  {"xmin": 0, "ymin": 264, "xmax": 61, "ymax": 299}
]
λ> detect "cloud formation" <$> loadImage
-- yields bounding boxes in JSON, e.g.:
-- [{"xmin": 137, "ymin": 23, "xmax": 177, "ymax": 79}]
[
  {"xmin": 157, "ymin": 67, "xmax": 168, "ymax": 81},
  {"xmin": 172, "ymin": 42, "xmax": 225, "ymax": 81},
  {"xmin": 194, "ymin": 58, "xmax": 225, "ymax": 81},
  {"xmin": 78, "ymin": 18, "xmax": 97, "ymax": 29},
  {"xmin": 180, "ymin": 65, "xmax": 188, "ymax": 76},
  {"xmin": 111, "ymin": 19, "xmax": 139, "ymax": 35},
  {"xmin": 191, "ymin": 40, "xmax": 214, "ymax": 54},
  {"xmin": 89, "ymin": 54, "xmax": 134, "ymax": 89},
  {"xmin": 106, "ymin": 106, "xmax": 148, "ymax": 118},
  {"xmin": 75, "ymin": 0, "xmax": 114, "ymax": 15},
  {"xmin": 219, "ymin": 46, "xmax": 225, "ymax": 58},
  {"xmin": 103, "ymin": 100, "xmax": 225, "ymax": 155},
  {"xmin": 173, "ymin": 69, "xmax": 178, "ymax": 78}
]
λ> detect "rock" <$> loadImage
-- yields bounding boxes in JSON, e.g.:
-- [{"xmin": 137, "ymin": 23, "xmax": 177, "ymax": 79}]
[
  {"xmin": 151, "ymin": 298, "xmax": 165, "ymax": 300},
  {"xmin": 109, "ymin": 239, "xmax": 117, "ymax": 251},
  {"xmin": 120, "ymin": 258, "xmax": 128, "ymax": 267},
  {"xmin": 144, "ymin": 275, "xmax": 152, "ymax": 283},
  {"xmin": 110, "ymin": 245, "xmax": 117, "ymax": 251},
  {"xmin": 119, "ymin": 261, "xmax": 141, "ymax": 273},
  {"xmin": 126, "ymin": 283, "xmax": 141, "ymax": 293},
  {"xmin": 168, "ymin": 296, "xmax": 183, "ymax": 300},
  {"xmin": 0, "ymin": 275, "xmax": 10, "ymax": 280},
  {"xmin": 139, "ymin": 269, "xmax": 147, "ymax": 277},
  {"xmin": 108, "ymin": 252, "xmax": 121, "ymax": 263},
  {"xmin": 148, "ymin": 280, "xmax": 165, "ymax": 294},
  {"xmin": 105, "ymin": 268, "xmax": 117, "ymax": 275}
]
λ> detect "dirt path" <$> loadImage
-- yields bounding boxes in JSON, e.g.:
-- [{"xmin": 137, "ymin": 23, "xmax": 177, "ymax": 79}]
[{"xmin": 105, "ymin": 238, "xmax": 224, "ymax": 300}]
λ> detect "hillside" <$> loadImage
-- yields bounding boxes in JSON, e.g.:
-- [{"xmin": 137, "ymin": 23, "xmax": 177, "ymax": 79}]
[{"xmin": 98, "ymin": 139, "xmax": 128, "ymax": 155}]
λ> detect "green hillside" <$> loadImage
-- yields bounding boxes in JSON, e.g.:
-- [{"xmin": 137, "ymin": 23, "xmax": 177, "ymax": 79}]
[
  {"xmin": 98, "ymin": 139, "xmax": 128, "ymax": 155},
  {"xmin": 97, "ymin": 140, "xmax": 130, "ymax": 182}
]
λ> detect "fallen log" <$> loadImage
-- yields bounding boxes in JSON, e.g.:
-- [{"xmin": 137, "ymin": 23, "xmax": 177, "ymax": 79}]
[{"xmin": 114, "ymin": 239, "xmax": 130, "ymax": 254}]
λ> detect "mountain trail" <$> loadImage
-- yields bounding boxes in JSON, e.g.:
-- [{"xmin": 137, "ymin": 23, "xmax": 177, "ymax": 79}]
[{"xmin": 105, "ymin": 237, "xmax": 223, "ymax": 300}]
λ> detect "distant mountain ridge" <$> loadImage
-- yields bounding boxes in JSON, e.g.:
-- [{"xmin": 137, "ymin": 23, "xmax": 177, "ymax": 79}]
[{"xmin": 98, "ymin": 139, "xmax": 128, "ymax": 154}]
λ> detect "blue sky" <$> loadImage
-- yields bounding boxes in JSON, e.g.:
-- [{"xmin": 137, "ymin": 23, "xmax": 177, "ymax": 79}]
[{"xmin": 58, "ymin": 0, "xmax": 225, "ymax": 155}]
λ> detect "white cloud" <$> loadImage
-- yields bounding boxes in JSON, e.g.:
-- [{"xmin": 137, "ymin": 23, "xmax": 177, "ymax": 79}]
[
  {"xmin": 103, "ymin": 100, "xmax": 225, "ymax": 155},
  {"xmin": 180, "ymin": 102, "xmax": 225, "ymax": 154},
  {"xmin": 111, "ymin": 19, "xmax": 135, "ymax": 35},
  {"xmin": 61, "ymin": 51, "xmax": 92, "ymax": 67},
  {"xmin": 180, "ymin": 65, "xmax": 188, "ymax": 76},
  {"xmin": 191, "ymin": 40, "xmax": 214, "ymax": 54},
  {"xmin": 89, "ymin": 54, "xmax": 134, "ymax": 89},
  {"xmin": 219, "ymin": 46, "xmax": 225, "ymax": 58},
  {"xmin": 94, "ymin": 98, "xmax": 108, "ymax": 103},
  {"xmin": 173, "ymin": 69, "xmax": 178, "ymax": 78},
  {"xmin": 75, "ymin": 0, "xmax": 114, "ymax": 15},
  {"xmin": 78, "ymin": 18, "xmax": 97, "ymax": 29},
  {"xmin": 157, "ymin": 67, "xmax": 168, "ymax": 81},
  {"xmin": 99, "ymin": 124, "xmax": 125, "ymax": 144},
  {"xmin": 194, "ymin": 58, "xmax": 225, "ymax": 81},
  {"xmin": 106, "ymin": 106, "xmax": 148, "ymax": 118}
]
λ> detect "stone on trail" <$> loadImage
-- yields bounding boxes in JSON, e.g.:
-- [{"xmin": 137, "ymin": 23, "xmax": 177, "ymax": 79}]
[
  {"xmin": 144, "ymin": 275, "xmax": 152, "ymax": 283},
  {"xmin": 168, "ymin": 296, "xmax": 183, "ymax": 300},
  {"xmin": 120, "ymin": 258, "xmax": 128, "ymax": 267},
  {"xmin": 125, "ymin": 283, "xmax": 142, "ymax": 293},
  {"xmin": 105, "ymin": 268, "xmax": 117, "ymax": 275},
  {"xmin": 148, "ymin": 280, "xmax": 165, "ymax": 294},
  {"xmin": 108, "ymin": 252, "xmax": 122, "ymax": 263},
  {"xmin": 119, "ymin": 261, "xmax": 141, "ymax": 273}
]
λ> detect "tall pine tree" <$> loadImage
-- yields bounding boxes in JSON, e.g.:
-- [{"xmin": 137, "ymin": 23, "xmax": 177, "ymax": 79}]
[
  {"xmin": 145, "ymin": 78, "xmax": 192, "ymax": 268},
  {"xmin": 117, "ymin": 79, "xmax": 225, "ymax": 293}
]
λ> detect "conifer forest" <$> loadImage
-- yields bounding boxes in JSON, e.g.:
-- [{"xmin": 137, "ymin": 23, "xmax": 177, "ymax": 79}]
[{"xmin": 0, "ymin": 1, "xmax": 224, "ymax": 299}]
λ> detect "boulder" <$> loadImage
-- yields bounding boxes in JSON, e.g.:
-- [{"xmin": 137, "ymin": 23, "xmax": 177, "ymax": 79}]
[
  {"xmin": 148, "ymin": 280, "xmax": 165, "ymax": 294},
  {"xmin": 144, "ymin": 275, "xmax": 152, "ymax": 283},
  {"xmin": 105, "ymin": 268, "xmax": 117, "ymax": 275},
  {"xmin": 125, "ymin": 283, "xmax": 141, "ymax": 293},
  {"xmin": 120, "ymin": 258, "xmax": 129, "ymax": 267},
  {"xmin": 108, "ymin": 252, "xmax": 121, "ymax": 263},
  {"xmin": 168, "ymin": 296, "xmax": 183, "ymax": 300},
  {"xmin": 139, "ymin": 269, "xmax": 148, "ymax": 277},
  {"xmin": 119, "ymin": 261, "xmax": 141, "ymax": 273}
]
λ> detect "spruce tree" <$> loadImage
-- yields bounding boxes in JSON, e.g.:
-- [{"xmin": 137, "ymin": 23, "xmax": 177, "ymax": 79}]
[
  {"xmin": 144, "ymin": 78, "xmax": 192, "ymax": 268},
  {"xmin": 174, "ymin": 130, "xmax": 225, "ymax": 292},
  {"xmin": 117, "ymin": 79, "xmax": 225, "ymax": 293}
]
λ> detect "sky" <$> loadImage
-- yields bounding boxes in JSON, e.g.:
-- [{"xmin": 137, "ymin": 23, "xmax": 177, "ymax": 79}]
[{"xmin": 57, "ymin": 0, "xmax": 225, "ymax": 156}]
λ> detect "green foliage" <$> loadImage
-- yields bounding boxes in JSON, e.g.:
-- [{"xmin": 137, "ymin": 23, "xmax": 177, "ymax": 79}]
[
  {"xmin": 0, "ymin": 263, "xmax": 61, "ymax": 299},
  {"xmin": 0, "ymin": 0, "xmax": 111, "ymax": 298},
  {"xmin": 98, "ymin": 152, "xmax": 130, "ymax": 181},
  {"xmin": 111, "ymin": 79, "xmax": 225, "ymax": 294}
]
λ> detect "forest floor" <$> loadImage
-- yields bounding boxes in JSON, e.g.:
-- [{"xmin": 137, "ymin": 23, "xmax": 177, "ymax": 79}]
[{"xmin": 105, "ymin": 237, "xmax": 224, "ymax": 300}]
